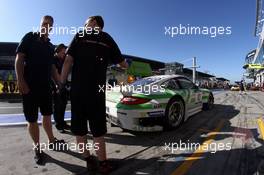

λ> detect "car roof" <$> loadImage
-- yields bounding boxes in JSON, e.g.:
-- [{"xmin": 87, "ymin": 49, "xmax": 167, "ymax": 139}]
[
  {"xmin": 146, "ymin": 74, "xmax": 182, "ymax": 79},
  {"xmin": 142, "ymin": 74, "xmax": 186, "ymax": 82}
]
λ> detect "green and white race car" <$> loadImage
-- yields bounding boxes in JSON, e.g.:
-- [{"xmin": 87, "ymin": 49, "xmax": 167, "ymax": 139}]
[{"xmin": 106, "ymin": 75, "xmax": 214, "ymax": 132}]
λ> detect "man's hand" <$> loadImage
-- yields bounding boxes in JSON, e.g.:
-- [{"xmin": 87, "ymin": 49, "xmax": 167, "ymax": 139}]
[
  {"xmin": 17, "ymin": 80, "xmax": 30, "ymax": 94},
  {"xmin": 57, "ymin": 82, "xmax": 66, "ymax": 91},
  {"xmin": 52, "ymin": 82, "xmax": 66, "ymax": 96}
]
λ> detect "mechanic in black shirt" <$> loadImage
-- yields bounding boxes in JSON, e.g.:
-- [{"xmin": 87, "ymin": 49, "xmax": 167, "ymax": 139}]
[
  {"xmin": 60, "ymin": 16, "xmax": 128, "ymax": 173},
  {"xmin": 52, "ymin": 44, "xmax": 71, "ymax": 133},
  {"xmin": 15, "ymin": 15, "xmax": 64, "ymax": 165}
]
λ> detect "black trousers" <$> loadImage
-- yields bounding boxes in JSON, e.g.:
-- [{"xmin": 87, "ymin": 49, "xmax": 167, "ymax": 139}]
[{"xmin": 53, "ymin": 89, "xmax": 68, "ymax": 129}]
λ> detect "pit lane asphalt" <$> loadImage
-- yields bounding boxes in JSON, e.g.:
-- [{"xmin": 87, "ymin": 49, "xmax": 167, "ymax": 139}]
[{"xmin": 1, "ymin": 90, "xmax": 264, "ymax": 175}]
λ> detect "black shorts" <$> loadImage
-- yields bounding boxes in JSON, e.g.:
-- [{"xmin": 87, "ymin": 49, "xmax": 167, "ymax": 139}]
[
  {"xmin": 22, "ymin": 90, "xmax": 53, "ymax": 123},
  {"xmin": 70, "ymin": 93, "xmax": 107, "ymax": 137}
]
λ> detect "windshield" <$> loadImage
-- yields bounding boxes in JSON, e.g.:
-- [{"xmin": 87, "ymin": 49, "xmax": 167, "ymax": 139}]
[{"xmin": 130, "ymin": 77, "xmax": 159, "ymax": 86}]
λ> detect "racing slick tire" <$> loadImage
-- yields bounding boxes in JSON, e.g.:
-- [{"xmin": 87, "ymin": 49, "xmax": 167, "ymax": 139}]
[
  {"xmin": 202, "ymin": 93, "xmax": 214, "ymax": 111},
  {"xmin": 163, "ymin": 97, "xmax": 185, "ymax": 131}
]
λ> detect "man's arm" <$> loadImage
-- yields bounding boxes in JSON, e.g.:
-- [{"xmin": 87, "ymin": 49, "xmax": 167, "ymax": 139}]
[
  {"xmin": 104, "ymin": 32, "xmax": 128, "ymax": 69},
  {"xmin": 60, "ymin": 54, "xmax": 74, "ymax": 84},
  {"xmin": 51, "ymin": 65, "xmax": 60, "ymax": 84},
  {"xmin": 15, "ymin": 52, "xmax": 30, "ymax": 94}
]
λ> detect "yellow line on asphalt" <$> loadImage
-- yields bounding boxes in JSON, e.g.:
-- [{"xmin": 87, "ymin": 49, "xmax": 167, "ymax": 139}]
[
  {"xmin": 257, "ymin": 118, "xmax": 264, "ymax": 140},
  {"xmin": 170, "ymin": 120, "xmax": 225, "ymax": 175}
]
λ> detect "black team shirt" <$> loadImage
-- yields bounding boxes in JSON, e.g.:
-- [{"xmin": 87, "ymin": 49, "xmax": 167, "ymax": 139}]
[
  {"xmin": 16, "ymin": 32, "xmax": 54, "ymax": 91},
  {"xmin": 67, "ymin": 30, "xmax": 124, "ymax": 97}
]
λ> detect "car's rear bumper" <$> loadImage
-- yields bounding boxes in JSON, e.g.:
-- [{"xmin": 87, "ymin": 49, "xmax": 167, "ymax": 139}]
[{"xmin": 106, "ymin": 101, "xmax": 165, "ymax": 132}]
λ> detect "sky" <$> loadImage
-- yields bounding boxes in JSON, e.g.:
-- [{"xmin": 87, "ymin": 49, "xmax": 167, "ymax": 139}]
[{"xmin": 0, "ymin": 0, "xmax": 259, "ymax": 82}]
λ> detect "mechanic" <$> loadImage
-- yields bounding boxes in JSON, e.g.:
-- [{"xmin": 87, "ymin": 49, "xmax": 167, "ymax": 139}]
[
  {"xmin": 60, "ymin": 15, "xmax": 128, "ymax": 174},
  {"xmin": 15, "ymin": 15, "xmax": 65, "ymax": 165},
  {"xmin": 52, "ymin": 44, "xmax": 71, "ymax": 133},
  {"xmin": 240, "ymin": 79, "xmax": 245, "ymax": 93}
]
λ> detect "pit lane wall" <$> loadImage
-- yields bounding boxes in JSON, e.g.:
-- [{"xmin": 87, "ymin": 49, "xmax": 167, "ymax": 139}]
[{"xmin": 0, "ymin": 70, "xmax": 20, "ymax": 99}]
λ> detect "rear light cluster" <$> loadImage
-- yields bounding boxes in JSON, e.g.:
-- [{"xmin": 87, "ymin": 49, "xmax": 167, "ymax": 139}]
[{"xmin": 120, "ymin": 96, "xmax": 151, "ymax": 105}]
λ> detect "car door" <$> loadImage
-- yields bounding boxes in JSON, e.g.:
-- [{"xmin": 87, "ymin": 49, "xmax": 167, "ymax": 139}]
[
  {"xmin": 176, "ymin": 77, "xmax": 203, "ymax": 114},
  {"xmin": 162, "ymin": 78, "xmax": 190, "ymax": 110}
]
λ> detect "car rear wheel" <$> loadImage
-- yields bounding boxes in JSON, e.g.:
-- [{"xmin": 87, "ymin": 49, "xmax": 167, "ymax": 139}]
[
  {"xmin": 163, "ymin": 97, "xmax": 185, "ymax": 131},
  {"xmin": 202, "ymin": 93, "xmax": 214, "ymax": 110}
]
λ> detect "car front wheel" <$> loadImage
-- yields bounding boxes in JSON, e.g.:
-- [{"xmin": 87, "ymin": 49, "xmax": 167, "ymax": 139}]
[{"xmin": 202, "ymin": 93, "xmax": 214, "ymax": 110}]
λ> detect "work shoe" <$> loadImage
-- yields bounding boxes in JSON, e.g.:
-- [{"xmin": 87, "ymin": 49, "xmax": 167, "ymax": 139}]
[
  {"xmin": 48, "ymin": 138, "xmax": 66, "ymax": 151},
  {"xmin": 56, "ymin": 125, "xmax": 66, "ymax": 133},
  {"xmin": 98, "ymin": 160, "xmax": 117, "ymax": 174},
  {"xmin": 34, "ymin": 148, "xmax": 44, "ymax": 165},
  {"xmin": 56, "ymin": 123, "xmax": 71, "ymax": 133},
  {"xmin": 63, "ymin": 123, "xmax": 71, "ymax": 131},
  {"xmin": 57, "ymin": 128, "xmax": 65, "ymax": 133},
  {"xmin": 85, "ymin": 155, "xmax": 98, "ymax": 171}
]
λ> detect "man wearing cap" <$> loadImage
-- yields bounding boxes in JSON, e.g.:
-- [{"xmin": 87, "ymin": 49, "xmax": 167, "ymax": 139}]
[
  {"xmin": 52, "ymin": 44, "xmax": 71, "ymax": 133},
  {"xmin": 61, "ymin": 15, "xmax": 128, "ymax": 174}
]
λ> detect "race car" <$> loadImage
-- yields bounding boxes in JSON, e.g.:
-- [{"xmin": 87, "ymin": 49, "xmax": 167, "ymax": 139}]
[{"xmin": 106, "ymin": 75, "xmax": 214, "ymax": 132}]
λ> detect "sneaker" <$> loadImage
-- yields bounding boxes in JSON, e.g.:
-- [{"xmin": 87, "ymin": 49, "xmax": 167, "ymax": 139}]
[
  {"xmin": 58, "ymin": 129, "xmax": 65, "ymax": 133},
  {"xmin": 34, "ymin": 149, "xmax": 44, "ymax": 165},
  {"xmin": 63, "ymin": 123, "xmax": 71, "ymax": 131},
  {"xmin": 85, "ymin": 155, "xmax": 98, "ymax": 171},
  {"xmin": 99, "ymin": 160, "xmax": 116, "ymax": 174},
  {"xmin": 56, "ymin": 125, "xmax": 65, "ymax": 133},
  {"xmin": 48, "ymin": 138, "xmax": 66, "ymax": 151}
]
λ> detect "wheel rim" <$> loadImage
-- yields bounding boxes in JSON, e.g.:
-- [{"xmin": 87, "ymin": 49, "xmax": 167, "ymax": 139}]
[{"xmin": 168, "ymin": 101, "xmax": 184, "ymax": 127}]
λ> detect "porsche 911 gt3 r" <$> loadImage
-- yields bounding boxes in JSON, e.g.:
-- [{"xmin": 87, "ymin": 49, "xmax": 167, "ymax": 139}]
[{"xmin": 106, "ymin": 75, "xmax": 214, "ymax": 132}]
